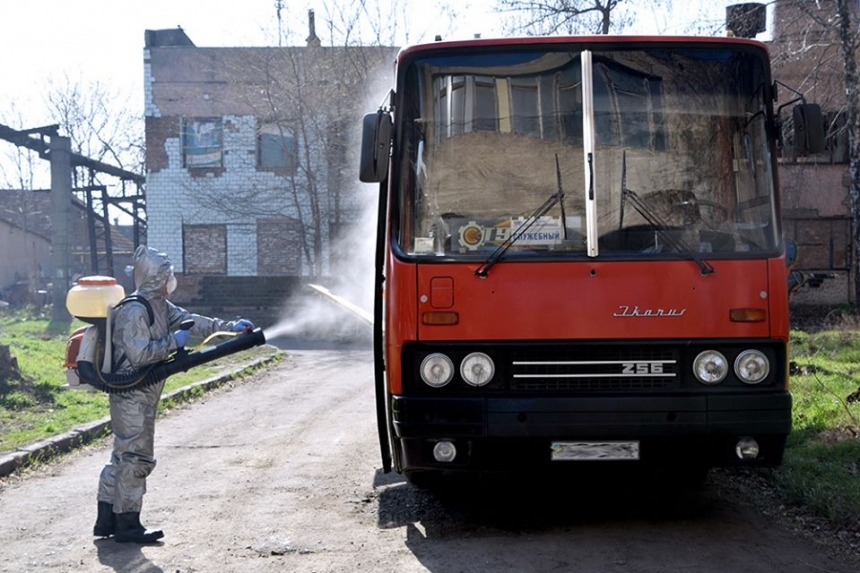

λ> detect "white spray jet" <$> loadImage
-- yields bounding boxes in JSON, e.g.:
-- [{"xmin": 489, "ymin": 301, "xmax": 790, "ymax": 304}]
[{"xmin": 307, "ymin": 284, "xmax": 373, "ymax": 327}]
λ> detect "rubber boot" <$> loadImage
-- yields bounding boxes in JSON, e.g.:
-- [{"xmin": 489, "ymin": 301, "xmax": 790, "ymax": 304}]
[
  {"xmin": 114, "ymin": 512, "xmax": 164, "ymax": 544},
  {"xmin": 93, "ymin": 501, "xmax": 116, "ymax": 537}
]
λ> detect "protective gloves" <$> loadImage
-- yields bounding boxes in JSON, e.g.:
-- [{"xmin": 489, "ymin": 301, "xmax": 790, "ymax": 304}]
[
  {"xmin": 229, "ymin": 319, "xmax": 255, "ymax": 332},
  {"xmin": 172, "ymin": 329, "xmax": 192, "ymax": 348}
]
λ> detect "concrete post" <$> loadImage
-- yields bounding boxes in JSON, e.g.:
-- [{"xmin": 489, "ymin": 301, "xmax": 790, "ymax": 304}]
[{"xmin": 50, "ymin": 135, "xmax": 72, "ymax": 321}]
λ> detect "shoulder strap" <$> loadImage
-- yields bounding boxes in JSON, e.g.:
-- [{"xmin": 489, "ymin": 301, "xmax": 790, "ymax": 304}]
[
  {"xmin": 109, "ymin": 295, "xmax": 155, "ymax": 373},
  {"xmin": 115, "ymin": 294, "xmax": 154, "ymax": 326}
]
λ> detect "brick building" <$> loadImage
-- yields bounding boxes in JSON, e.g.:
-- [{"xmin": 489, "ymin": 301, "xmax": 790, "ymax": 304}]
[
  {"xmin": 769, "ymin": 0, "xmax": 856, "ymax": 304},
  {"xmin": 0, "ymin": 190, "xmax": 52, "ymax": 303},
  {"xmin": 143, "ymin": 22, "xmax": 395, "ymax": 322}
]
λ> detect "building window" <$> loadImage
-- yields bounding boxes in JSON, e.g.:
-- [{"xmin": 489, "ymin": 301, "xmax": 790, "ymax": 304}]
[
  {"xmin": 510, "ymin": 77, "xmax": 541, "ymax": 138},
  {"xmin": 257, "ymin": 218, "xmax": 302, "ymax": 275},
  {"xmin": 474, "ymin": 76, "xmax": 497, "ymax": 131},
  {"xmin": 557, "ymin": 80, "xmax": 582, "ymax": 143},
  {"xmin": 258, "ymin": 124, "xmax": 298, "ymax": 173},
  {"xmin": 183, "ymin": 224, "xmax": 227, "ymax": 274},
  {"xmin": 823, "ymin": 110, "xmax": 848, "ymax": 164},
  {"xmin": 182, "ymin": 118, "xmax": 224, "ymax": 168},
  {"xmin": 437, "ymin": 76, "xmax": 468, "ymax": 138},
  {"xmin": 431, "ymin": 60, "xmax": 665, "ymax": 150}
]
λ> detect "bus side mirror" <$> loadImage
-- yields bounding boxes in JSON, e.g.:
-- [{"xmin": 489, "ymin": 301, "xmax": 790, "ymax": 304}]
[
  {"xmin": 793, "ymin": 103, "xmax": 825, "ymax": 156},
  {"xmin": 359, "ymin": 111, "xmax": 392, "ymax": 183}
]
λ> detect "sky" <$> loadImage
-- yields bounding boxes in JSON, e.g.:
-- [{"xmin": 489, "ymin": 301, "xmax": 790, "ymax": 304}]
[
  {"xmin": 0, "ymin": 0, "xmax": 763, "ymax": 190},
  {"xmin": 0, "ymin": 0, "xmax": 767, "ymax": 320},
  {"xmin": 0, "ymin": 0, "xmax": 499, "ymax": 117},
  {"xmin": 0, "ymin": 0, "xmax": 757, "ymax": 124}
]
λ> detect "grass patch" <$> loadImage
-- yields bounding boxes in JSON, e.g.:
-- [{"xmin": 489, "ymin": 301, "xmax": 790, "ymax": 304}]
[
  {"xmin": 777, "ymin": 327, "xmax": 860, "ymax": 529},
  {"xmin": 0, "ymin": 307, "xmax": 281, "ymax": 453}
]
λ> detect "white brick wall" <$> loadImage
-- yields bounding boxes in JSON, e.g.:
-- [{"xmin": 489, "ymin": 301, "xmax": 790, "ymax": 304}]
[
  {"xmin": 146, "ymin": 114, "xmax": 332, "ymax": 276},
  {"xmin": 143, "ymin": 48, "xmax": 160, "ymax": 118}
]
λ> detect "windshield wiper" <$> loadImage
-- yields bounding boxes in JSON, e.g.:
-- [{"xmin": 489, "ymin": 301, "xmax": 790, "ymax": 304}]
[
  {"xmin": 475, "ymin": 157, "xmax": 566, "ymax": 278},
  {"xmin": 622, "ymin": 188, "xmax": 715, "ymax": 276}
]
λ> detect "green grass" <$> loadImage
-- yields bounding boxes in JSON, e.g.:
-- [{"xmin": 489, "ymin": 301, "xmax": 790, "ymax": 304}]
[
  {"xmin": 0, "ymin": 307, "xmax": 281, "ymax": 453},
  {"xmin": 775, "ymin": 329, "xmax": 860, "ymax": 529}
]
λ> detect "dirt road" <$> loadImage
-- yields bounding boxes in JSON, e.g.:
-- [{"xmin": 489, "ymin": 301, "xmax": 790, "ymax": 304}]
[{"xmin": 1, "ymin": 349, "xmax": 857, "ymax": 573}]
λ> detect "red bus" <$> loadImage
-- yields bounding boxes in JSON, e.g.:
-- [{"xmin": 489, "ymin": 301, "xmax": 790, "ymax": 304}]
[{"xmin": 360, "ymin": 35, "xmax": 823, "ymax": 486}]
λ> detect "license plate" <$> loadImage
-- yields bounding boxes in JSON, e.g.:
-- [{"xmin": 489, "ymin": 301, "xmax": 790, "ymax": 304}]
[{"xmin": 551, "ymin": 441, "xmax": 640, "ymax": 461}]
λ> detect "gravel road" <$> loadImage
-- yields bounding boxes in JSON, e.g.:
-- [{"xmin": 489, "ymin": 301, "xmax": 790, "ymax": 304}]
[{"xmin": 1, "ymin": 349, "xmax": 858, "ymax": 573}]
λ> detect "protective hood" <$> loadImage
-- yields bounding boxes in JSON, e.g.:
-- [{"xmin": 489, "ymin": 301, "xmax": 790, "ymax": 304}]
[{"xmin": 132, "ymin": 246, "xmax": 173, "ymax": 299}]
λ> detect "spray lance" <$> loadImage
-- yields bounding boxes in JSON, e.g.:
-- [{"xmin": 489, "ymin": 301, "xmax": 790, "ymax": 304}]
[{"xmin": 64, "ymin": 276, "xmax": 266, "ymax": 394}]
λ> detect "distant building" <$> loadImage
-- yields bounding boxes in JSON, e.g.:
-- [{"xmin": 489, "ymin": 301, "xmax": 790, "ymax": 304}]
[
  {"xmin": 0, "ymin": 189, "xmax": 136, "ymax": 304},
  {"xmin": 769, "ymin": 0, "xmax": 855, "ymax": 304},
  {"xmin": 143, "ymin": 20, "xmax": 396, "ymax": 319},
  {"xmin": 0, "ymin": 190, "xmax": 51, "ymax": 303}
]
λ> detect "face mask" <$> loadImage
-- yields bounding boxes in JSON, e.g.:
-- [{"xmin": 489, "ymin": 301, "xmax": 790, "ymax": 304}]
[{"xmin": 166, "ymin": 272, "xmax": 177, "ymax": 295}]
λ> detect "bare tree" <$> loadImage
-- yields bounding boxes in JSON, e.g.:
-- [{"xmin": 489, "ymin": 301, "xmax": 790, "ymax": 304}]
[
  {"xmin": 0, "ymin": 101, "xmax": 40, "ymax": 191},
  {"xmin": 45, "ymin": 74, "xmax": 145, "ymax": 177},
  {"xmin": 494, "ymin": 0, "xmax": 674, "ymax": 36},
  {"xmin": 771, "ymin": 0, "xmax": 860, "ymax": 298},
  {"xmin": 1, "ymin": 77, "xmax": 144, "ymax": 215},
  {"xmin": 766, "ymin": 0, "xmax": 860, "ymax": 399},
  {"xmin": 827, "ymin": 0, "xmax": 860, "ymax": 309},
  {"xmin": 173, "ymin": 4, "xmax": 397, "ymax": 280}
]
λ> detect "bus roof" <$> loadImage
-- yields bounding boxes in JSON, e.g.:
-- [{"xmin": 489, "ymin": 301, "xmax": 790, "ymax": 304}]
[{"xmin": 396, "ymin": 35, "xmax": 769, "ymax": 63}]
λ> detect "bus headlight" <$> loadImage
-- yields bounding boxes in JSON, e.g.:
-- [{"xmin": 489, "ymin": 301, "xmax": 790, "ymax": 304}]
[
  {"xmin": 735, "ymin": 350, "xmax": 769, "ymax": 384},
  {"xmin": 420, "ymin": 353, "xmax": 454, "ymax": 388},
  {"xmin": 460, "ymin": 352, "xmax": 494, "ymax": 387},
  {"xmin": 693, "ymin": 350, "xmax": 728, "ymax": 385}
]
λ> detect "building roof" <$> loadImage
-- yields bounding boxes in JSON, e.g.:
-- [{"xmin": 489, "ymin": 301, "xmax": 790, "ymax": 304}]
[
  {"xmin": 145, "ymin": 27, "xmax": 195, "ymax": 48},
  {"xmin": 0, "ymin": 189, "xmax": 136, "ymax": 254},
  {"xmin": 0, "ymin": 190, "xmax": 52, "ymax": 240}
]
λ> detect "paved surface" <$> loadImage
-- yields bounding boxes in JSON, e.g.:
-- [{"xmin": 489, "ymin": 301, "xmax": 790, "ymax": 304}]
[
  {"xmin": 0, "ymin": 352, "xmax": 282, "ymax": 479},
  {"xmin": 0, "ymin": 329, "xmax": 369, "ymax": 478},
  {"xmin": 1, "ymin": 350, "xmax": 858, "ymax": 573}
]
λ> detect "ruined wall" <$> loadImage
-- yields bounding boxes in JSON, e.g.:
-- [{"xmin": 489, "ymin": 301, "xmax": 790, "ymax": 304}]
[
  {"xmin": 144, "ymin": 41, "xmax": 393, "ymax": 282},
  {"xmin": 771, "ymin": 0, "xmax": 855, "ymax": 303}
]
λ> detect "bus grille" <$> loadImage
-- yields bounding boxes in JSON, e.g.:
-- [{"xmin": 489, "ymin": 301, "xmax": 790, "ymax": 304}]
[{"xmin": 509, "ymin": 346, "xmax": 679, "ymax": 391}]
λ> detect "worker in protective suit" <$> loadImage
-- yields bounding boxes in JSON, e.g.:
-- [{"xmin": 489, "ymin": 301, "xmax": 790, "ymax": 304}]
[{"xmin": 93, "ymin": 246, "xmax": 254, "ymax": 543}]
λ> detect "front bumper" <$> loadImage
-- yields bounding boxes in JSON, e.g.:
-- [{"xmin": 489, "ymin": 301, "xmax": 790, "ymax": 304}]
[{"xmin": 391, "ymin": 392, "xmax": 791, "ymax": 471}]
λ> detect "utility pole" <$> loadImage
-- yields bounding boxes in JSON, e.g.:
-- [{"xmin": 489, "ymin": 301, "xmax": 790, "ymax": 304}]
[
  {"xmin": 50, "ymin": 135, "xmax": 73, "ymax": 322},
  {"xmin": 276, "ymin": 0, "xmax": 283, "ymax": 46}
]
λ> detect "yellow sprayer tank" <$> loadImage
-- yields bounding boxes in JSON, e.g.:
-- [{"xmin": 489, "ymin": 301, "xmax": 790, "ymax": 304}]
[{"xmin": 65, "ymin": 276, "xmax": 126, "ymax": 321}]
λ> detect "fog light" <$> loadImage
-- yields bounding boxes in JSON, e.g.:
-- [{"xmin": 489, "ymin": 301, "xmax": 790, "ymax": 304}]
[
  {"xmin": 735, "ymin": 437, "xmax": 760, "ymax": 460},
  {"xmin": 433, "ymin": 441, "xmax": 457, "ymax": 462}
]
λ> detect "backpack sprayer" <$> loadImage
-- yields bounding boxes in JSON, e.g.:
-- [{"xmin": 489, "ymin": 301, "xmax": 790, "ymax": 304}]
[{"xmin": 63, "ymin": 276, "xmax": 266, "ymax": 394}]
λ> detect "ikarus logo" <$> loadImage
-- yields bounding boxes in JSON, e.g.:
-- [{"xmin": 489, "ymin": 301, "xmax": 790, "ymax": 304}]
[{"xmin": 614, "ymin": 305, "xmax": 686, "ymax": 317}]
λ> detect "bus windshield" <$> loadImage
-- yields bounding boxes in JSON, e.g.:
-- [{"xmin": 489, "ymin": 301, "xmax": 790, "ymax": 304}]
[{"xmin": 394, "ymin": 46, "xmax": 778, "ymax": 260}]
